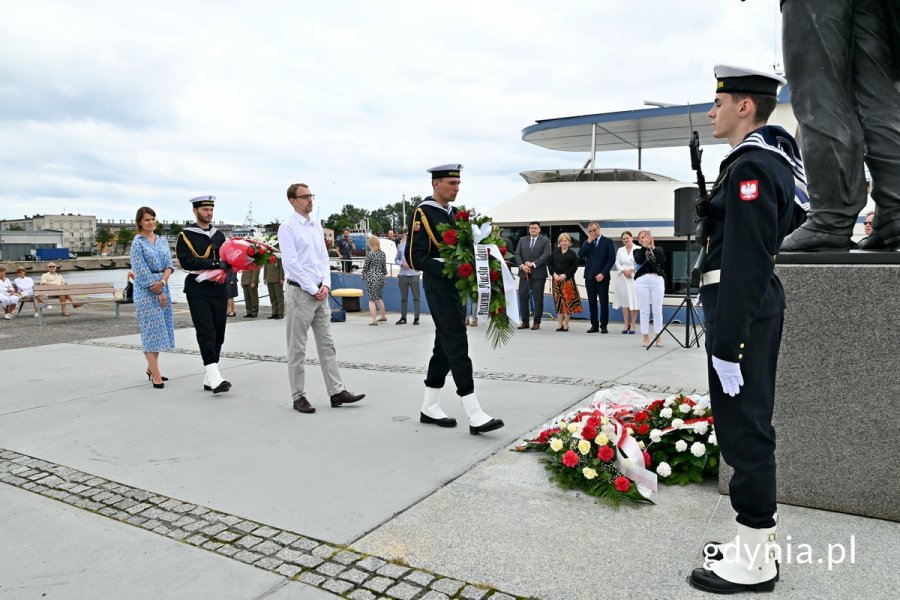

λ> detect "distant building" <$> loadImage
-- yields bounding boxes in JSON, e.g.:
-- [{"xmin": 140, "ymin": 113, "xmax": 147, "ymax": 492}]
[
  {"xmin": 0, "ymin": 213, "xmax": 96, "ymax": 255},
  {"xmin": 0, "ymin": 230, "xmax": 65, "ymax": 262}
]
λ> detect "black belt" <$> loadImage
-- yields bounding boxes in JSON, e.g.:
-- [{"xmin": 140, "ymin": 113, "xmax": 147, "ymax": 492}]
[
  {"xmin": 287, "ymin": 279, "xmax": 301, "ymax": 288},
  {"xmin": 150, "ymin": 270, "xmax": 164, "ymax": 273}
]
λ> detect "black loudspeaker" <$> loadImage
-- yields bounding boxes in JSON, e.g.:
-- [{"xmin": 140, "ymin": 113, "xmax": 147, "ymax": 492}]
[{"xmin": 674, "ymin": 187, "xmax": 697, "ymax": 237}]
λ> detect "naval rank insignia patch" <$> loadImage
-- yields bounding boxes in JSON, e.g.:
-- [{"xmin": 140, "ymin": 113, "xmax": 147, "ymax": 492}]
[
  {"xmin": 739, "ymin": 180, "xmax": 759, "ymax": 201},
  {"xmin": 413, "ymin": 221, "xmax": 421, "ymax": 232}
]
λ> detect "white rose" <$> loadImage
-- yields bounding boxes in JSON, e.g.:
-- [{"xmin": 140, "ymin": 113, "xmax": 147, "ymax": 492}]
[
  {"xmin": 671, "ymin": 418, "xmax": 684, "ymax": 429},
  {"xmin": 660, "ymin": 408, "xmax": 673, "ymax": 419},
  {"xmin": 577, "ymin": 439, "xmax": 592, "ymax": 455},
  {"xmin": 582, "ymin": 467, "xmax": 598, "ymax": 480},
  {"xmin": 638, "ymin": 440, "xmax": 646, "ymax": 449},
  {"xmin": 649, "ymin": 428, "xmax": 663, "ymax": 443},
  {"xmin": 691, "ymin": 442, "xmax": 706, "ymax": 457},
  {"xmin": 549, "ymin": 438, "xmax": 563, "ymax": 452},
  {"xmin": 679, "ymin": 403, "xmax": 691, "ymax": 414},
  {"xmin": 675, "ymin": 440, "xmax": 688, "ymax": 452},
  {"xmin": 567, "ymin": 423, "xmax": 578, "ymax": 433},
  {"xmin": 656, "ymin": 462, "xmax": 672, "ymax": 477},
  {"xmin": 694, "ymin": 421, "xmax": 709, "ymax": 435},
  {"xmin": 595, "ymin": 433, "xmax": 609, "ymax": 446},
  {"xmin": 708, "ymin": 433, "xmax": 718, "ymax": 446}
]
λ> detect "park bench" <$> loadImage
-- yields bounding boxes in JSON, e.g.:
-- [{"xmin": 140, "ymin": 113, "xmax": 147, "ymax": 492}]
[{"xmin": 29, "ymin": 282, "xmax": 125, "ymax": 325}]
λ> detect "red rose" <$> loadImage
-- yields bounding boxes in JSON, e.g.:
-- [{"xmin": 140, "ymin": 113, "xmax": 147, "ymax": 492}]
[
  {"xmin": 456, "ymin": 210, "xmax": 470, "ymax": 221},
  {"xmin": 598, "ymin": 445, "xmax": 614, "ymax": 462},
  {"xmin": 537, "ymin": 429, "xmax": 553, "ymax": 444},
  {"xmin": 637, "ymin": 423, "xmax": 650, "ymax": 435},
  {"xmin": 614, "ymin": 476, "xmax": 631, "ymax": 493},
  {"xmin": 442, "ymin": 229, "xmax": 458, "ymax": 245},
  {"xmin": 643, "ymin": 450, "xmax": 652, "ymax": 467},
  {"xmin": 247, "ymin": 247, "xmax": 256, "ymax": 256},
  {"xmin": 490, "ymin": 270, "xmax": 500, "ymax": 282},
  {"xmin": 562, "ymin": 450, "xmax": 579, "ymax": 468},
  {"xmin": 498, "ymin": 245, "xmax": 506, "ymax": 255},
  {"xmin": 581, "ymin": 426, "xmax": 597, "ymax": 441},
  {"xmin": 458, "ymin": 263, "xmax": 474, "ymax": 278},
  {"xmin": 647, "ymin": 400, "xmax": 664, "ymax": 412},
  {"xmin": 269, "ymin": 255, "xmax": 276, "ymax": 264}
]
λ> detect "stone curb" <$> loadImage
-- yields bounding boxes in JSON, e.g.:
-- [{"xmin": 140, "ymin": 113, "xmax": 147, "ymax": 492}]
[{"xmin": 0, "ymin": 448, "xmax": 534, "ymax": 600}]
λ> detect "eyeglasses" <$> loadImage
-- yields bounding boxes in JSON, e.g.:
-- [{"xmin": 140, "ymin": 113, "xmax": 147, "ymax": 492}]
[
  {"xmin": 864, "ymin": 221, "xmax": 873, "ymax": 225},
  {"xmin": 292, "ymin": 194, "xmax": 315, "ymax": 200},
  {"xmin": 48, "ymin": 265, "xmax": 57, "ymax": 268}
]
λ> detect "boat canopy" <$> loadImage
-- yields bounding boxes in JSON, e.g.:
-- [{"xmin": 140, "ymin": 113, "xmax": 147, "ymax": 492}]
[{"xmin": 519, "ymin": 168, "xmax": 677, "ymax": 184}]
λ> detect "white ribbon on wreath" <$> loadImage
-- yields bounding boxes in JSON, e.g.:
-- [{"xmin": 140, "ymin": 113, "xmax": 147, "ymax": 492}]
[{"xmin": 471, "ymin": 222, "xmax": 520, "ymax": 326}]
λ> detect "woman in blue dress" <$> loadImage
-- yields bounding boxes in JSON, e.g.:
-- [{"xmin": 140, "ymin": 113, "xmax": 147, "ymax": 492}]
[{"xmin": 131, "ymin": 207, "xmax": 175, "ymax": 388}]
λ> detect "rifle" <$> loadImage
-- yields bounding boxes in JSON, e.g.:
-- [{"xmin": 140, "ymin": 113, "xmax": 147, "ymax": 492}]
[{"xmin": 689, "ymin": 130, "xmax": 709, "ymax": 286}]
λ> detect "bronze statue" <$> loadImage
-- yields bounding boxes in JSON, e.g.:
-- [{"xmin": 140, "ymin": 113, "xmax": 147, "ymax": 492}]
[{"xmin": 779, "ymin": 0, "xmax": 900, "ymax": 251}]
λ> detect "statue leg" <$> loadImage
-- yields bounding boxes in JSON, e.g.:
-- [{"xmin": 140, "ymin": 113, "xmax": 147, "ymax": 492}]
[
  {"xmin": 854, "ymin": 0, "xmax": 900, "ymax": 249},
  {"xmin": 781, "ymin": 0, "xmax": 865, "ymax": 250}
]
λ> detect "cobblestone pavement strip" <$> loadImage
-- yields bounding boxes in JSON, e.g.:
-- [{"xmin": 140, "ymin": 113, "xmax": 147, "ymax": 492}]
[
  {"xmin": 0, "ymin": 448, "xmax": 534, "ymax": 600},
  {"xmin": 77, "ymin": 340, "xmax": 707, "ymax": 396}
]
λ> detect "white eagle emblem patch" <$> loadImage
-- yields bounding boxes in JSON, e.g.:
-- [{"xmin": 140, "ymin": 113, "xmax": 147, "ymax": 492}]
[{"xmin": 739, "ymin": 180, "xmax": 759, "ymax": 201}]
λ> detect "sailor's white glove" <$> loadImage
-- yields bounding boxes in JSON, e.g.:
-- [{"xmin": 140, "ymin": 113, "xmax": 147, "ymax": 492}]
[{"xmin": 712, "ymin": 356, "xmax": 743, "ymax": 397}]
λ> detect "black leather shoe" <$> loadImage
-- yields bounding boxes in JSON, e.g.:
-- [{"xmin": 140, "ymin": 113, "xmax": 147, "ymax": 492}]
[
  {"xmin": 689, "ymin": 567, "xmax": 776, "ymax": 594},
  {"xmin": 204, "ymin": 384, "xmax": 212, "ymax": 391},
  {"xmin": 396, "ymin": 318, "xmax": 407, "ymax": 325},
  {"xmin": 330, "ymin": 390, "xmax": 365, "ymax": 407},
  {"xmin": 469, "ymin": 418, "xmax": 505, "ymax": 435},
  {"xmin": 420, "ymin": 412, "xmax": 457, "ymax": 427},
  {"xmin": 586, "ymin": 326, "xmax": 599, "ymax": 333},
  {"xmin": 267, "ymin": 315, "xmax": 278, "ymax": 319},
  {"xmin": 413, "ymin": 317, "xmax": 420, "ymax": 325},
  {"xmin": 212, "ymin": 380, "xmax": 231, "ymax": 394},
  {"xmin": 600, "ymin": 326, "xmax": 608, "ymax": 334},
  {"xmin": 703, "ymin": 542, "xmax": 780, "ymax": 581},
  {"xmin": 274, "ymin": 315, "xmax": 284, "ymax": 319},
  {"xmin": 293, "ymin": 397, "xmax": 316, "ymax": 413}
]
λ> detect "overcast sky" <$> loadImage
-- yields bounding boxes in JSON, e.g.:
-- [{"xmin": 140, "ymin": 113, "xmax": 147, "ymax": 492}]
[{"xmin": 1, "ymin": 0, "xmax": 784, "ymax": 226}]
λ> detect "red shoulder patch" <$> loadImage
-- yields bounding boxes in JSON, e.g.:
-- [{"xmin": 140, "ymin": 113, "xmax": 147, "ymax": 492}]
[{"xmin": 739, "ymin": 180, "xmax": 759, "ymax": 201}]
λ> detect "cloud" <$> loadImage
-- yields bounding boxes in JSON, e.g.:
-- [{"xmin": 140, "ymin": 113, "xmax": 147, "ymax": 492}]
[{"xmin": 0, "ymin": 0, "xmax": 783, "ymax": 225}]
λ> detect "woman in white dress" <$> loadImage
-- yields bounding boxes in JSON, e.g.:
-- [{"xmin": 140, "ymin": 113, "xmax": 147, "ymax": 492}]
[{"xmin": 612, "ymin": 231, "xmax": 640, "ymax": 334}]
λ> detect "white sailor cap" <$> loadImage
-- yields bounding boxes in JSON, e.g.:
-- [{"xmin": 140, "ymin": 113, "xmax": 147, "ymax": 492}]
[
  {"xmin": 190, "ymin": 195, "xmax": 216, "ymax": 208},
  {"xmin": 714, "ymin": 65, "xmax": 786, "ymax": 96},
  {"xmin": 427, "ymin": 164, "xmax": 462, "ymax": 179}
]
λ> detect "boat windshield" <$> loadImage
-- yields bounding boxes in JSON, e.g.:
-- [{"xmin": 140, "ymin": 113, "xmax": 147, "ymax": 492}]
[{"xmin": 519, "ymin": 169, "xmax": 677, "ymax": 184}]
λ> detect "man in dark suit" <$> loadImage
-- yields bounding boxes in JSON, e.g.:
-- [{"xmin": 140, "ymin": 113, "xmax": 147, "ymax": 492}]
[
  {"xmin": 578, "ymin": 222, "xmax": 616, "ymax": 333},
  {"xmin": 514, "ymin": 222, "xmax": 551, "ymax": 330}
]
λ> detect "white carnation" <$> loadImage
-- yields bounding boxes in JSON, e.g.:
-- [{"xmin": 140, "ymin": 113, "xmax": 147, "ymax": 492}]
[
  {"xmin": 675, "ymin": 440, "xmax": 688, "ymax": 452},
  {"xmin": 649, "ymin": 429, "xmax": 663, "ymax": 443},
  {"xmin": 679, "ymin": 402, "xmax": 691, "ymax": 414},
  {"xmin": 694, "ymin": 421, "xmax": 709, "ymax": 435},
  {"xmin": 664, "ymin": 397, "xmax": 675, "ymax": 407},
  {"xmin": 660, "ymin": 408, "xmax": 673, "ymax": 419},
  {"xmin": 691, "ymin": 442, "xmax": 706, "ymax": 457},
  {"xmin": 671, "ymin": 418, "xmax": 684, "ymax": 429},
  {"xmin": 708, "ymin": 433, "xmax": 718, "ymax": 446},
  {"xmin": 656, "ymin": 462, "xmax": 672, "ymax": 477},
  {"xmin": 693, "ymin": 405, "xmax": 706, "ymax": 416}
]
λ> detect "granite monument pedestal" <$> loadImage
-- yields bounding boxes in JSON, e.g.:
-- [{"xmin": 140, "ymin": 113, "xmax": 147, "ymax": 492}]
[{"xmin": 719, "ymin": 253, "xmax": 900, "ymax": 522}]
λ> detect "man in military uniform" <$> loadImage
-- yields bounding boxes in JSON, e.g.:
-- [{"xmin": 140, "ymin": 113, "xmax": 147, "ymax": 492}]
[
  {"xmin": 241, "ymin": 267, "xmax": 260, "ymax": 318},
  {"xmin": 175, "ymin": 195, "xmax": 232, "ymax": 394},
  {"xmin": 406, "ymin": 164, "xmax": 504, "ymax": 435},
  {"xmin": 264, "ymin": 255, "xmax": 285, "ymax": 319},
  {"xmin": 689, "ymin": 67, "xmax": 799, "ymax": 594}
]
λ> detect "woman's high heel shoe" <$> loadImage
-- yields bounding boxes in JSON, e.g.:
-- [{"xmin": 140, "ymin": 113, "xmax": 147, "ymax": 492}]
[
  {"xmin": 152, "ymin": 381, "xmax": 164, "ymax": 389},
  {"xmin": 146, "ymin": 370, "xmax": 169, "ymax": 382}
]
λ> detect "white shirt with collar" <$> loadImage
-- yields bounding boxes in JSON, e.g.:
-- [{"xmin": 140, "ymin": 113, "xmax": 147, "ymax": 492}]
[{"xmin": 278, "ymin": 211, "xmax": 330, "ymax": 296}]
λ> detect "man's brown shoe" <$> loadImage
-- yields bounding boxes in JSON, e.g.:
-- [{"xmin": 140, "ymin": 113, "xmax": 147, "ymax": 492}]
[
  {"xmin": 330, "ymin": 390, "xmax": 365, "ymax": 407},
  {"xmin": 293, "ymin": 397, "xmax": 316, "ymax": 413},
  {"xmin": 517, "ymin": 322, "xmax": 530, "ymax": 330},
  {"xmin": 531, "ymin": 323, "xmax": 540, "ymax": 330}
]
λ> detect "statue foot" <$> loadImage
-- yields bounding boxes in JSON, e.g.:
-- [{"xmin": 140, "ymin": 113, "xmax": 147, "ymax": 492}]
[
  {"xmin": 780, "ymin": 225, "xmax": 853, "ymax": 252},
  {"xmin": 856, "ymin": 221, "xmax": 900, "ymax": 250}
]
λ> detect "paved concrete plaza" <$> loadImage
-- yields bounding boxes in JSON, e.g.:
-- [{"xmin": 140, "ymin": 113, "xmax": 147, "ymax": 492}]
[{"xmin": 1, "ymin": 311, "xmax": 897, "ymax": 599}]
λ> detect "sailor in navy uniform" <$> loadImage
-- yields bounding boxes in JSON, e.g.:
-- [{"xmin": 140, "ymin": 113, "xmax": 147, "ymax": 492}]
[
  {"xmin": 406, "ymin": 164, "xmax": 504, "ymax": 435},
  {"xmin": 689, "ymin": 66, "xmax": 800, "ymax": 594},
  {"xmin": 175, "ymin": 195, "xmax": 232, "ymax": 394}
]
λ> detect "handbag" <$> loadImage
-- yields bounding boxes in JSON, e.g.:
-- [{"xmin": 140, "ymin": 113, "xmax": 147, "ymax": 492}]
[{"xmin": 328, "ymin": 291, "xmax": 346, "ymax": 322}]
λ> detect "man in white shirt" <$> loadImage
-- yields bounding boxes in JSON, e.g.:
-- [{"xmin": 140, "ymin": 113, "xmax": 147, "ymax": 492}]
[{"xmin": 278, "ymin": 183, "xmax": 366, "ymax": 414}]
